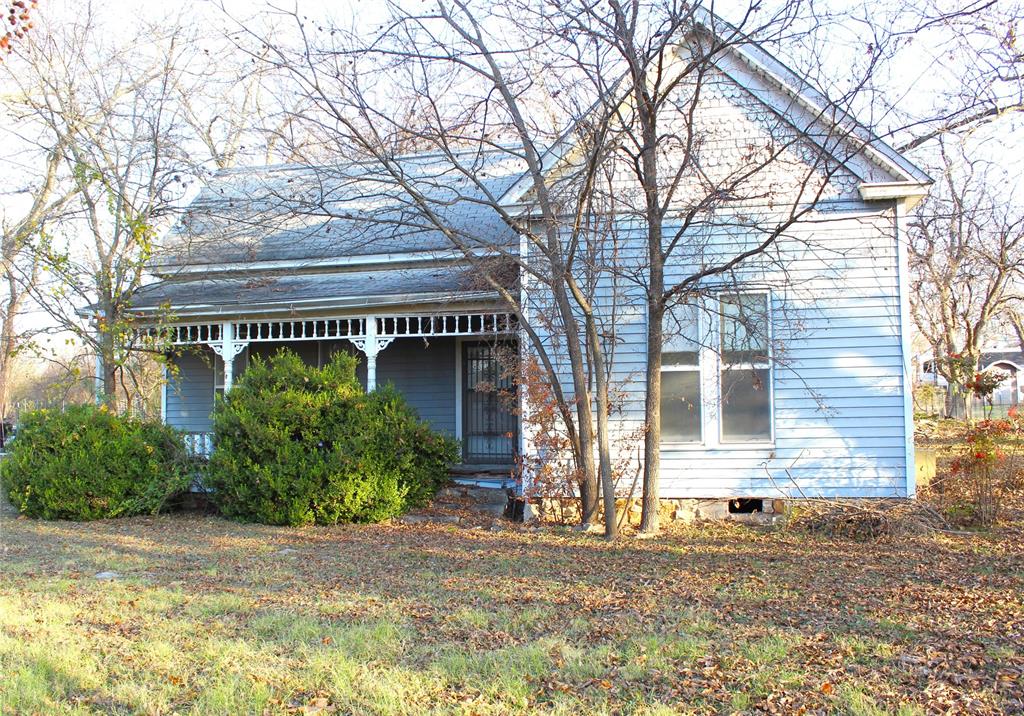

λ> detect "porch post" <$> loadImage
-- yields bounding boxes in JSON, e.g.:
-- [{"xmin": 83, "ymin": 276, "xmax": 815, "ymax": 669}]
[
  {"xmin": 94, "ymin": 350, "xmax": 104, "ymax": 406},
  {"xmin": 208, "ymin": 321, "xmax": 248, "ymax": 393},
  {"xmin": 223, "ymin": 321, "xmax": 236, "ymax": 392},
  {"xmin": 365, "ymin": 315, "xmax": 379, "ymax": 392},
  {"xmin": 93, "ymin": 312, "xmax": 104, "ymax": 405},
  {"xmin": 348, "ymin": 315, "xmax": 393, "ymax": 392}
]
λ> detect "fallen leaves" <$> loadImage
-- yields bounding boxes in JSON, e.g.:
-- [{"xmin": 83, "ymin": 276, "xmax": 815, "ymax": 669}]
[{"xmin": 1, "ymin": 511, "xmax": 1022, "ymax": 714}]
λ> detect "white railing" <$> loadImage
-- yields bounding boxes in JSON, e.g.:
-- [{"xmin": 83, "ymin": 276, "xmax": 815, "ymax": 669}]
[
  {"xmin": 155, "ymin": 311, "xmax": 516, "ymax": 347},
  {"xmin": 164, "ymin": 324, "xmax": 222, "ymax": 345},
  {"xmin": 236, "ymin": 317, "xmax": 366, "ymax": 343},
  {"xmin": 376, "ymin": 312, "xmax": 515, "ymax": 337},
  {"xmin": 183, "ymin": 432, "xmax": 214, "ymax": 458}
]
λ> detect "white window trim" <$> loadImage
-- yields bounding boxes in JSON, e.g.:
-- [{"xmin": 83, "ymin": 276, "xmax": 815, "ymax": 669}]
[
  {"xmin": 660, "ymin": 291, "xmax": 776, "ymax": 450},
  {"xmin": 660, "ymin": 301, "xmax": 707, "ymax": 448},
  {"xmin": 716, "ymin": 290, "xmax": 775, "ymax": 447}
]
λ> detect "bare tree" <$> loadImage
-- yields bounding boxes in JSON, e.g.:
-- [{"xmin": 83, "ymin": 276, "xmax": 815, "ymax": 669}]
[
  {"xmin": 212, "ymin": 0, "xmax": 643, "ymax": 533},
  {"xmin": 883, "ymin": 0, "xmax": 1024, "ymax": 153},
  {"xmin": 517, "ymin": 1, "xmax": 920, "ymax": 532},
  {"xmin": 8, "ymin": 11, "xmax": 197, "ymax": 407},
  {"xmin": 0, "ymin": 143, "xmax": 79, "ymax": 432},
  {"xmin": 909, "ymin": 139, "xmax": 1024, "ymax": 415},
  {"xmin": 223, "ymin": 0, "xmax": 979, "ymax": 535},
  {"xmin": 532, "ymin": 0, "xmax": 1024, "ymax": 531}
]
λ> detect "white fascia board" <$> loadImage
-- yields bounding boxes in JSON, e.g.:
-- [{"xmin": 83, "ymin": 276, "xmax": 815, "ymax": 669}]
[
  {"xmin": 494, "ymin": 129, "xmax": 591, "ymax": 210},
  {"xmin": 150, "ymin": 248, "xmax": 505, "ymax": 278},
  {"xmin": 859, "ymin": 182, "xmax": 930, "ymax": 210},
  {"xmin": 132, "ymin": 290, "xmax": 502, "ymax": 319}
]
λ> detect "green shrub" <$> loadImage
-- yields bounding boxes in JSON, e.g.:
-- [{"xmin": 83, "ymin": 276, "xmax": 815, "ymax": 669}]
[
  {"xmin": 206, "ymin": 349, "xmax": 458, "ymax": 526},
  {"xmin": 0, "ymin": 404, "xmax": 191, "ymax": 520}
]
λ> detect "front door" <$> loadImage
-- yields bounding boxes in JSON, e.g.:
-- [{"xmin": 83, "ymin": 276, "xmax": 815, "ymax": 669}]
[{"xmin": 462, "ymin": 342, "xmax": 518, "ymax": 464}]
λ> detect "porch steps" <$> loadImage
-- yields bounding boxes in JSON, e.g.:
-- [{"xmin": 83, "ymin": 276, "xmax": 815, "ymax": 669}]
[
  {"xmin": 396, "ymin": 485, "xmax": 512, "ymax": 526},
  {"xmin": 448, "ymin": 465, "xmax": 517, "ymax": 490},
  {"xmin": 433, "ymin": 485, "xmax": 511, "ymax": 517}
]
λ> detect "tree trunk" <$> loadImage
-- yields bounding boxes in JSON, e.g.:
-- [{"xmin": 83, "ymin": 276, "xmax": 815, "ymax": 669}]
[
  {"xmin": 0, "ymin": 299, "xmax": 18, "ymax": 430},
  {"xmin": 641, "ymin": 291, "xmax": 664, "ymax": 533},
  {"xmin": 636, "ymin": 79, "xmax": 664, "ymax": 534},
  {"xmin": 96, "ymin": 304, "xmax": 119, "ymax": 410},
  {"xmin": 582, "ymin": 307, "xmax": 617, "ymax": 539},
  {"xmin": 0, "ymin": 269, "xmax": 29, "ymax": 434},
  {"xmin": 552, "ymin": 282, "xmax": 600, "ymax": 524}
]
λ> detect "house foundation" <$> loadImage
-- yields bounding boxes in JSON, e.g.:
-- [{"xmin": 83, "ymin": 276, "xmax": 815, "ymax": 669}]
[{"xmin": 531, "ymin": 496, "xmax": 787, "ymax": 526}]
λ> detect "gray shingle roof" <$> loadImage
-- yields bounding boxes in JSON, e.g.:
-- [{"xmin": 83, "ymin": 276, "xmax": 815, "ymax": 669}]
[
  {"xmin": 155, "ymin": 149, "xmax": 526, "ymax": 268},
  {"xmin": 131, "ymin": 263, "xmax": 510, "ymax": 315}
]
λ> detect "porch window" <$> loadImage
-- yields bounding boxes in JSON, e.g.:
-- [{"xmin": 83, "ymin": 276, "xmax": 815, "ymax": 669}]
[
  {"xmin": 661, "ymin": 301, "xmax": 702, "ymax": 443},
  {"xmin": 719, "ymin": 292, "xmax": 772, "ymax": 443}
]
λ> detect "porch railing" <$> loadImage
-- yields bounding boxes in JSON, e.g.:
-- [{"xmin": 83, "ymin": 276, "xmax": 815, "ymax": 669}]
[
  {"xmin": 156, "ymin": 312, "xmax": 516, "ymax": 347},
  {"xmin": 183, "ymin": 432, "xmax": 214, "ymax": 458}
]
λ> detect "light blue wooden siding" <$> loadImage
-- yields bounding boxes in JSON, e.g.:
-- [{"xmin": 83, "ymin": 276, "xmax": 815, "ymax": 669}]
[
  {"xmin": 376, "ymin": 337, "xmax": 457, "ymax": 434},
  {"xmin": 163, "ymin": 337, "xmax": 457, "ymax": 436},
  {"xmin": 522, "ymin": 203, "xmax": 910, "ymax": 499},
  {"xmin": 516, "ymin": 60, "xmax": 913, "ymax": 499},
  {"xmin": 657, "ymin": 210, "xmax": 908, "ymax": 498},
  {"xmin": 165, "ymin": 351, "xmax": 215, "ymax": 433}
]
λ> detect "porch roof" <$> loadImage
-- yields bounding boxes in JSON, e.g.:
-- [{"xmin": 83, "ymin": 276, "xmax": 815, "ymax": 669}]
[{"xmin": 130, "ymin": 263, "xmax": 512, "ymax": 319}]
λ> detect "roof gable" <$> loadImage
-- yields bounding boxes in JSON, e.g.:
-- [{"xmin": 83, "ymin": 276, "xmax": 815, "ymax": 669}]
[{"xmin": 498, "ymin": 7, "xmax": 931, "ymax": 209}]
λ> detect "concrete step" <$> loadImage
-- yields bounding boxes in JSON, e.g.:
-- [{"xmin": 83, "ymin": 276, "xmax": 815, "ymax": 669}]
[{"xmin": 435, "ymin": 486, "xmax": 509, "ymax": 506}]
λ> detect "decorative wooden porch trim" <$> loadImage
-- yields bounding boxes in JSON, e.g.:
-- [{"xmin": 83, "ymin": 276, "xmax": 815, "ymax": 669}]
[{"xmin": 159, "ymin": 311, "xmax": 516, "ymax": 393}]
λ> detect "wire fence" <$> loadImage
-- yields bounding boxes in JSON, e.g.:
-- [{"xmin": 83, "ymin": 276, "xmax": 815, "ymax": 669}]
[{"xmin": 915, "ymin": 391, "xmax": 1019, "ymax": 420}]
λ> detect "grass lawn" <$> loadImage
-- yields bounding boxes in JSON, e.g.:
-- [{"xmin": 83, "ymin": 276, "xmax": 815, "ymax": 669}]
[{"xmin": 1, "ymin": 512, "xmax": 1022, "ymax": 715}]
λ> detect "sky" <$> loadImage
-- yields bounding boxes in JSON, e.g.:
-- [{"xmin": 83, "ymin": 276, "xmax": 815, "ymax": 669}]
[{"xmin": 3, "ymin": 0, "xmax": 1023, "ymax": 364}]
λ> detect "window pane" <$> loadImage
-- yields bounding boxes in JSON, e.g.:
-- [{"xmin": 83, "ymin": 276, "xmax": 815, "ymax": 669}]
[
  {"xmin": 721, "ymin": 367, "xmax": 771, "ymax": 441},
  {"xmin": 661, "ymin": 370, "xmax": 701, "ymax": 442},
  {"xmin": 663, "ymin": 351, "xmax": 698, "ymax": 367},
  {"xmin": 663, "ymin": 301, "xmax": 701, "ymax": 365},
  {"xmin": 721, "ymin": 293, "xmax": 769, "ymax": 365}
]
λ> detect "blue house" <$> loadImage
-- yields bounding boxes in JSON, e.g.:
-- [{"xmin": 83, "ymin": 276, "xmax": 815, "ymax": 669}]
[{"xmin": 130, "ymin": 22, "xmax": 930, "ymax": 503}]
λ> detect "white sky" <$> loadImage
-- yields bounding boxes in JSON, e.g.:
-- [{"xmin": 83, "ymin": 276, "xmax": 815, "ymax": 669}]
[{"xmin": 3, "ymin": 0, "xmax": 1023, "ymax": 364}]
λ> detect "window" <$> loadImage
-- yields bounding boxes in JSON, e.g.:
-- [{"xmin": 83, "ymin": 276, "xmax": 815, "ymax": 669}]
[
  {"xmin": 719, "ymin": 293, "xmax": 772, "ymax": 442},
  {"xmin": 661, "ymin": 302, "xmax": 702, "ymax": 443}
]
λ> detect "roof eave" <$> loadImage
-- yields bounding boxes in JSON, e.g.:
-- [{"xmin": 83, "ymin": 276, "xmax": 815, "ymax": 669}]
[
  {"xmin": 129, "ymin": 289, "xmax": 505, "ymax": 322},
  {"xmin": 858, "ymin": 181, "xmax": 931, "ymax": 210},
  {"xmin": 149, "ymin": 247, "xmax": 511, "ymax": 278}
]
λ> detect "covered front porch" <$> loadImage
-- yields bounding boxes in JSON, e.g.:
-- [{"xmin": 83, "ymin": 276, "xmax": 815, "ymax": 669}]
[{"xmin": 160, "ymin": 312, "xmax": 520, "ymax": 485}]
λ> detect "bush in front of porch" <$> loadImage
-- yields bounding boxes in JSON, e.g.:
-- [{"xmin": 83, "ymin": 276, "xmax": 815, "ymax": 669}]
[
  {"xmin": 0, "ymin": 404, "xmax": 191, "ymax": 520},
  {"xmin": 206, "ymin": 349, "xmax": 458, "ymax": 526}
]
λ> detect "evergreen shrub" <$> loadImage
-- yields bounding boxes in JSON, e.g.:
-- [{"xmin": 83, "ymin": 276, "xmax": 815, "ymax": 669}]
[{"xmin": 206, "ymin": 350, "xmax": 458, "ymax": 525}]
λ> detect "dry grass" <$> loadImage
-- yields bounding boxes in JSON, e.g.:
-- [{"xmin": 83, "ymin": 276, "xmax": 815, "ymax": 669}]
[{"xmin": 1, "ymin": 510, "xmax": 1022, "ymax": 715}]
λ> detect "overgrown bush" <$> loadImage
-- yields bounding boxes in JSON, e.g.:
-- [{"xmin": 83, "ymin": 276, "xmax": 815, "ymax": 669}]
[
  {"xmin": 937, "ymin": 411, "xmax": 1024, "ymax": 526},
  {"xmin": 206, "ymin": 349, "xmax": 458, "ymax": 525},
  {"xmin": 0, "ymin": 404, "xmax": 191, "ymax": 520}
]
